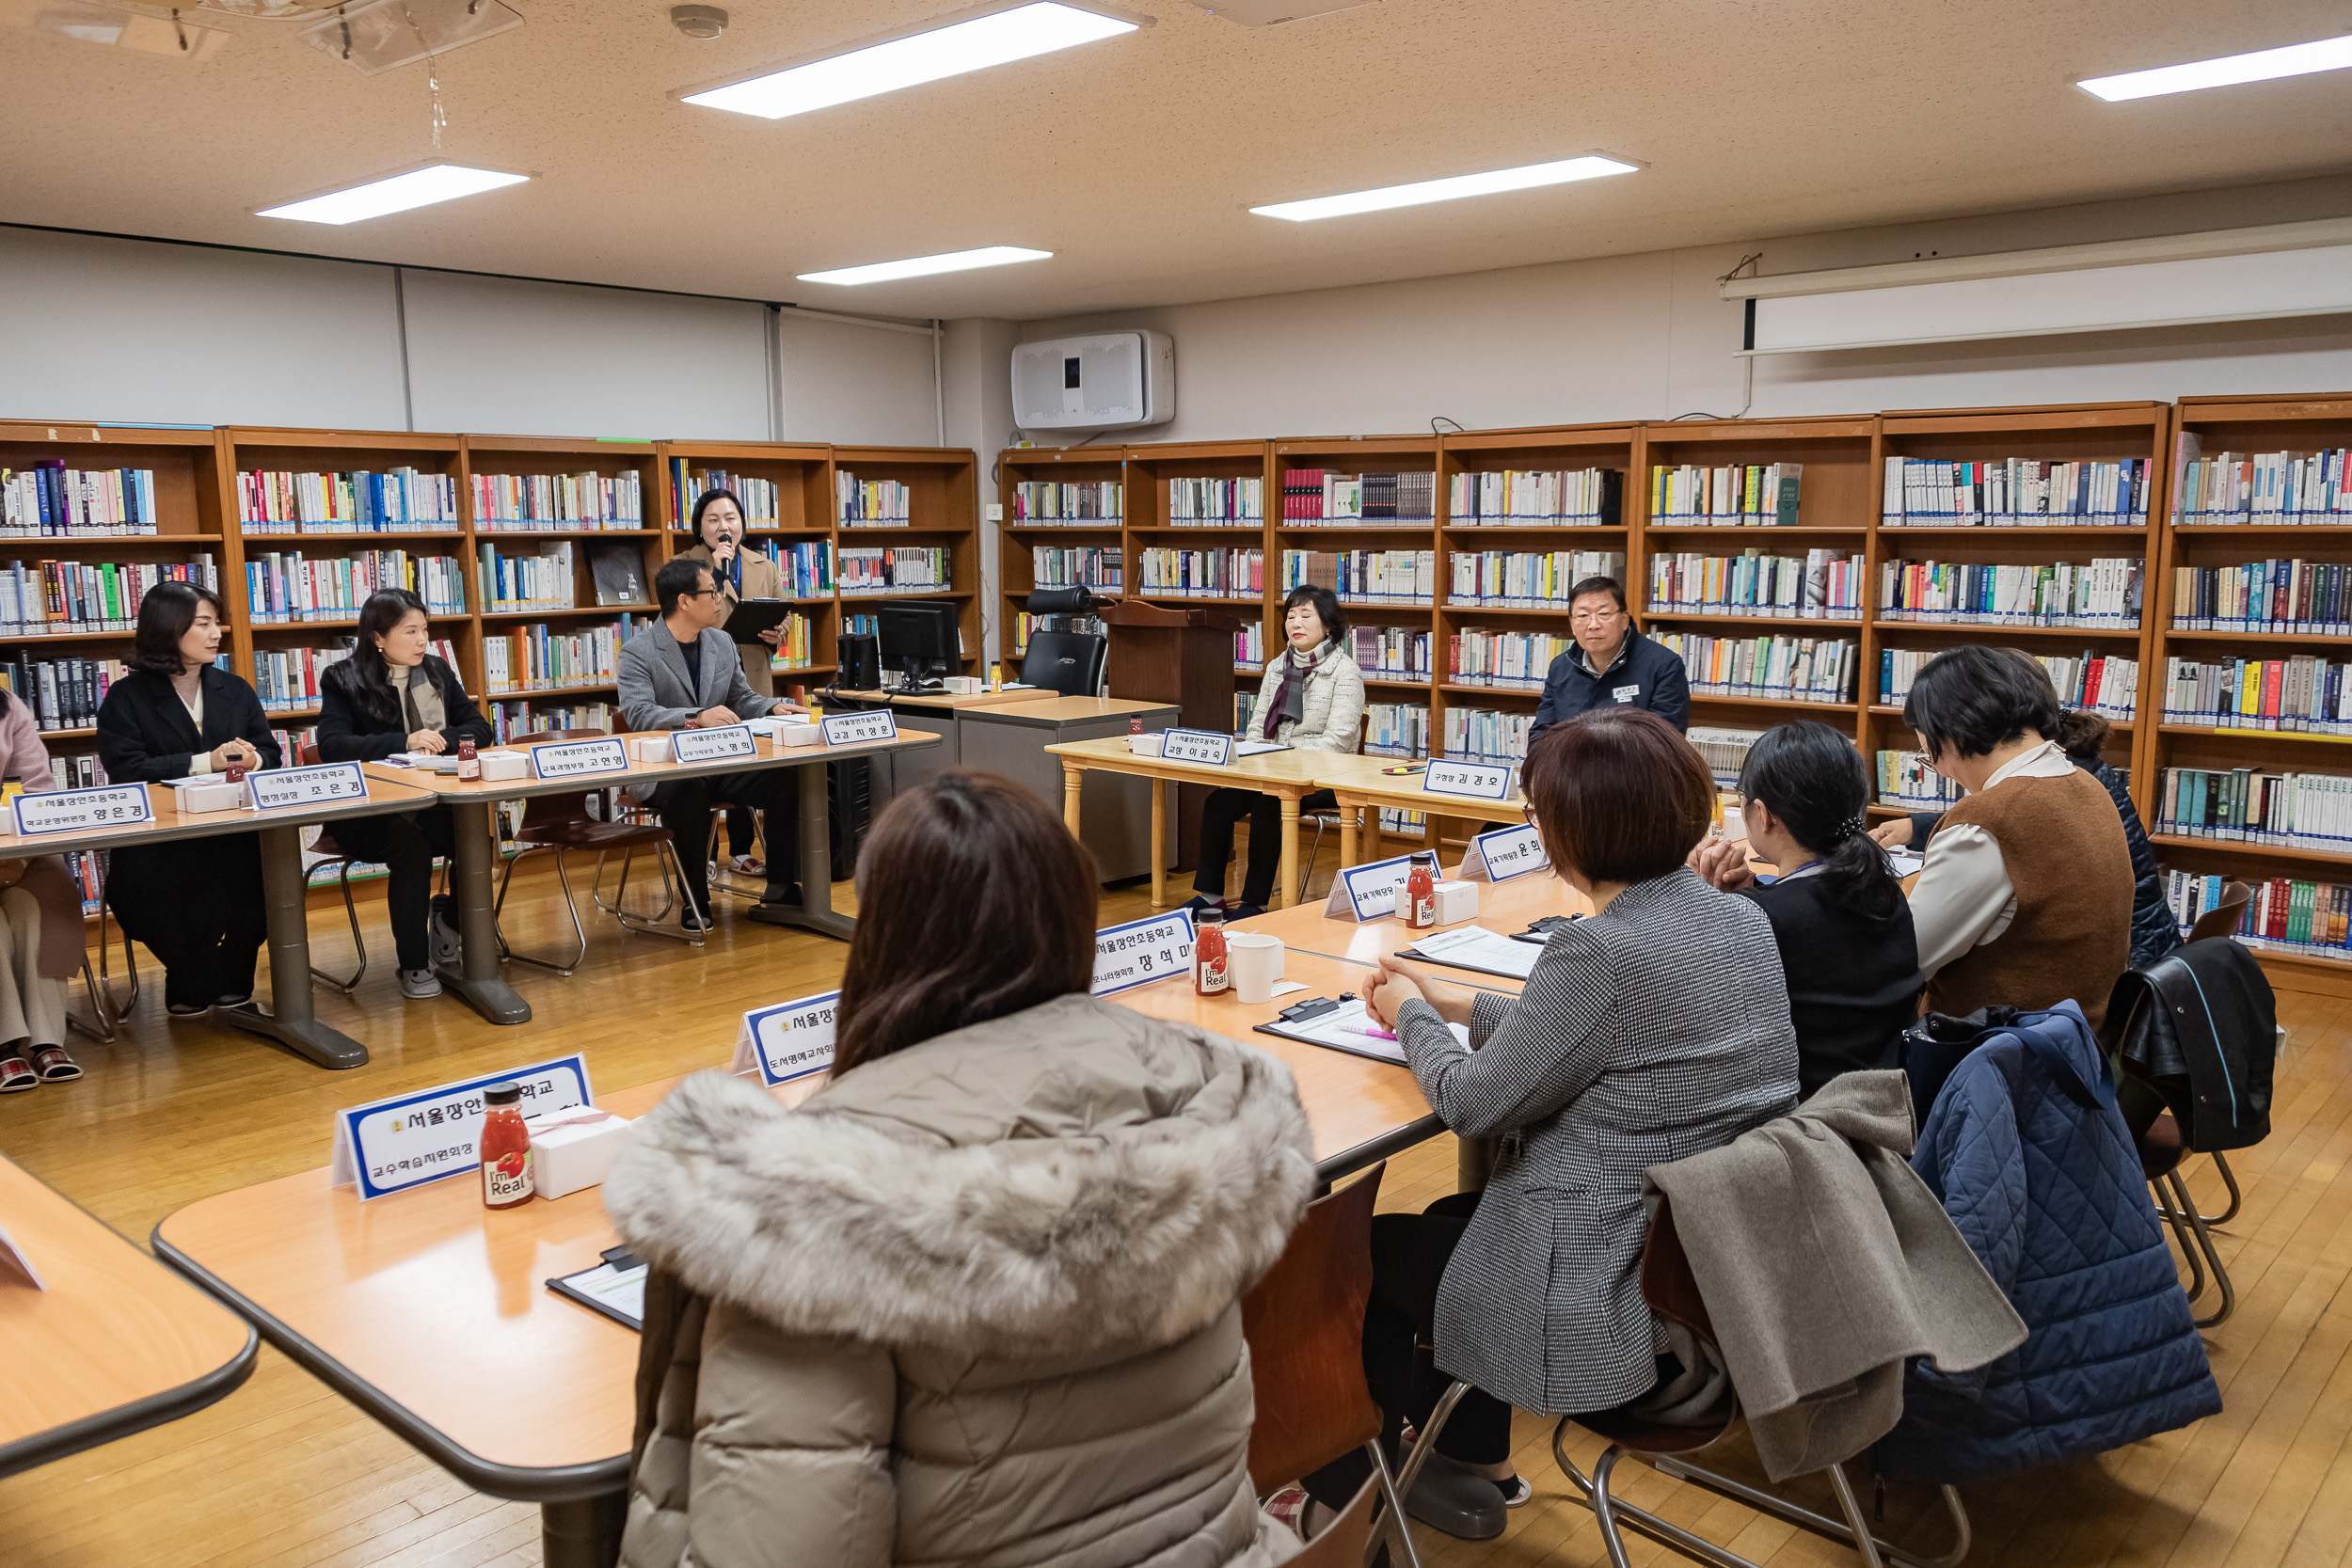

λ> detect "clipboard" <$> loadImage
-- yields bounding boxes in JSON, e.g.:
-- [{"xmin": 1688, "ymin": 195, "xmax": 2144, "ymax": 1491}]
[
  {"xmin": 546, "ymin": 1246, "xmax": 648, "ymax": 1331},
  {"xmin": 1249, "ymin": 994, "xmax": 1470, "ymax": 1067},
  {"xmin": 1397, "ymin": 926, "xmax": 1543, "ymax": 982},
  {"xmin": 723, "ymin": 598, "xmax": 793, "ymax": 643}
]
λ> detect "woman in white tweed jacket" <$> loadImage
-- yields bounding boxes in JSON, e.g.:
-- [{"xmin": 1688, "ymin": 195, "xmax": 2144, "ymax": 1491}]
[
  {"xmin": 1182, "ymin": 584, "xmax": 1365, "ymax": 919},
  {"xmin": 1299, "ymin": 707, "xmax": 1799, "ymax": 1540}
]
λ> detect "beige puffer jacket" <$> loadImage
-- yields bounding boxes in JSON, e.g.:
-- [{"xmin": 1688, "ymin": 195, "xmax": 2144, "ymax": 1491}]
[
  {"xmin": 604, "ymin": 993, "xmax": 1317, "ymax": 1568},
  {"xmin": 1247, "ymin": 641, "xmax": 1365, "ymax": 754}
]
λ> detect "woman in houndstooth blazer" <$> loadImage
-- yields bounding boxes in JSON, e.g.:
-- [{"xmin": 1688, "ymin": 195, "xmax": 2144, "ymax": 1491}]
[{"xmin": 1301, "ymin": 707, "xmax": 1798, "ymax": 1538}]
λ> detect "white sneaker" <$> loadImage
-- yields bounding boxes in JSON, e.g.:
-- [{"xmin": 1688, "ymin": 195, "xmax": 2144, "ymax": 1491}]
[
  {"xmin": 429, "ymin": 895, "xmax": 462, "ymax": 967},
  {"xmin": 400, "ymin": 967, "xmax": 443, "ymax": 999}
]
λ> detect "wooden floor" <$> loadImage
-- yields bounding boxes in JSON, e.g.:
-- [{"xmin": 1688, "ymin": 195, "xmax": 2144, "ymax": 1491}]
[{"xmin": 2, "ymin": 856, "xmax": 2348, "ymax": 1568}]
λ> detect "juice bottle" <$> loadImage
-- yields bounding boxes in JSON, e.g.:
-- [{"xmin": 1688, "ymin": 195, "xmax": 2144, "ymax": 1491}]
[
  {"xmin": 1193, "ymin": 908, "xmax": 1230, "ymax": 997},
  {"xmin": 456, "ymin": 735, "xmax": 481, "ymax": 783},
  {"xmin": 480, "ymin": 1082, "xmax": 534, "ymax": 1209},
  {"xmin": 1404, "ymin": 850, "xmax": 1438, "ymax": 929}
]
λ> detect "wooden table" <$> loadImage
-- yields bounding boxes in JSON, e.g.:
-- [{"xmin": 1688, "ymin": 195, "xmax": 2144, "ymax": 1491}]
[
  {"xmin": 1243, "ymin": 863, "xmax": 1585, "ymax": 966},
  {"xmin": 0, "ymin": 1154, "xmax": 256, "ymax": 1481},
  {"xmin": 364, "ymin": 726, "xmax": 941, "ymax": 1026},
  {"xmin": 1308, "ymin": 753, "xmax": 1530, "ymax": 870},
  {"xmin": 0, "ymin": 773, "xmax": 440, "ymax": 1069},
  {"xmin": 1046, "ymin": 735, "xmax": 1327, "ymax": 910}
]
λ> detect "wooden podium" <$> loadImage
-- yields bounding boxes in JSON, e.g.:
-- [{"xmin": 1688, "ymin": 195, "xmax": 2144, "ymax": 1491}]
[{"xmin": 1098, "ymin": 600, "xmax": 1245, "ymax": 872}]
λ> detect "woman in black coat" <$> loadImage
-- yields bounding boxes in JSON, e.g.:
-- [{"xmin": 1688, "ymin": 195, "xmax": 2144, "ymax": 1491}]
[
  {"xmin": 316, "ymin": 589, "xmax": 494, "ymax": 1000},
  {"xmin": 96, "ymin": 581, "xmax": 280, "ymax": 1015}
]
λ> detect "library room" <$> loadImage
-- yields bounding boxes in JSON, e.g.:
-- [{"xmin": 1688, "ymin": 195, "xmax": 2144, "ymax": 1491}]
[{"xmin": 2, "ymin": 3, "xmax": 2350, "ymax": 1566}]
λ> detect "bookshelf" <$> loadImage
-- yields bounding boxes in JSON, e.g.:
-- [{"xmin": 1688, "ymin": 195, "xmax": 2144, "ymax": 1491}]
[
  {"xmin": 999, "ymin": 445, "xmax": 1137, "ymax": 669},
  {"xmin": 829, "ymin": 446, "xmax": 982, "ymax": 679},
  {"xmin": 660, "ymin": 441, "xmax": 836, "ymax": 689}
]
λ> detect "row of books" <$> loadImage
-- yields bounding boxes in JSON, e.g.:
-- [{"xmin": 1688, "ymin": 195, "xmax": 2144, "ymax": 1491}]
[
  {"xmin": 472, "ymin": 471, "xmax": 643, "ymax": 531},
  {"xmin": 1352, "ymin": 624, "xmax": 1434, "ymax": 681},
  {"xmin": 2175, "ymin": 446, "xmax": 2352, "ymax": 526},
  {"xmin": 768, "ymin": 614, "xmax": 821, "ymax": 672},
  {"xmin": 2154, "ymin": 767, "xmax": 2352, "ymax": 851},
  {"xmin": 1876, "ymin": 750, "xmax": 1964, "ymax": 810},
  {"xmin": 1009, "ymin": 482, "xmax": 1120, "ymax": 523},
  {"xmin": 2171, "ymin": 558, "xmax": 2352, "ymax": 633},
  {"xmin": 2160, "ymin": 871, "xmax": 2352, "ymax": 958},
  {"xmin": 758, "ymin": 541, "xmax": 834, "ymax": 598},
  {"xmin": 1648, "ymin": 464, "xmax": 1801, "ymax": 529},
  {"xmin": 837, "ymin": 471, "xmax": 913, "ymax": 526},
  {"xmin": 484, "ymin": 618, "xmax": 644, "ymax": 693},
  {"xmin": 239, "ymin": 467, "xmax": 460, "ymax": 531},
  {"xmin": 2163, "ymin": 655, "xmax": 2352, "ymax": 733},
  {"xmin": 1877, "ymin": 558, "xmax": 2141, "ymax": 628},
  {"xmin": 1881, "ymin": 456, "xmax": 2152, "ymax": 527},
  {"xmin": 1234, "ymin": 622, "xmax": 1264, "ymax": 668},
  {"xmin": 1172, "ymin": 476, "xmax": 1263, "ymax": 524},
  {"xmin": 1660, "ymin": 632, "xmax": 1858, "ymax": 706},
  {"xmin": 0, "ymin": 557, "xmax": 217, "ymax": 637},
  {"xmin": 267, "ymin": 724, "xmax": 318, "ymax": 769},
  {"xmin": 1135, "ymin": 547, "xmax": 1259, "ymax": 597},
  {"xmin": 1232, "ymin": 690, "xmax": 1254, "ymax": 731},
  {"xmin": 840, "ymin": 546, "xmax": 948, "ymax": 594},
  {"xmin": 1448, "ymin": 627, "xmax": 1573, "ymax": 690},
  {"xmin": 254, "ymin": 645, "xmax": 356, "ymax": 713},
  {"xmin": 253, "ymin": 551, "xmax": 464, "ymax": 624},
  {"xmin": 2, "ymin": 464, "xmax": 158, "ymax": 536},
  {"xmin": 1690, "ymin": 726, "xmax": 1765, "ymax": 790},
  {"xmin": 1283, "ymin": 549, "xmax": 1437, "ymax": 606},
  {"xmin": 1442, "ymin": 705, "xmax": 1534, "ymax": 766},
  {"xmin": 1452, "ymin": 467, "xmax": 1622, "ymax": 527},
  {"xmin": 1647, "ymin": 550, "xmax": 1866, "ymax": 620},
  {"xmin": 1363, "ymin": 702, "xmax": 1432, "ymax": 757},
  {"xmin": 486, "ymin": 699, "xmax": 616, "ymax": 745},
  {"xmin": 1281, "ymin": 468, "xmax": 1437, "ymax": 523},
  {"xmin": 0, "ymin": 655, "xmax": 128, "ymax": 731},
  {"xmin": 671, "ymin": 464, "xmax": 787, "ymax": 528},
  {"xmin": 1880, "ymin": 647, "xmax": 2139, "ymax": 721},
  {"xmin": 473, "ymin": 544, "xmax": 580, "ymax": 614},
  {"xmin": 1031, "ymin": 546, "xmax": 1123, "ymax": 592},
  {"xmin": 1449, "ymin": 549, "xmax": 1626, "ymax": 609}
]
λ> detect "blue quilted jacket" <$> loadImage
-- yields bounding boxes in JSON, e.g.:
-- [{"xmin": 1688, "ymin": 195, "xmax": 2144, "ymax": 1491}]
[{"xmin": 1875, "ymin": 1004, "xmax": 2220, "ymax": 1482}]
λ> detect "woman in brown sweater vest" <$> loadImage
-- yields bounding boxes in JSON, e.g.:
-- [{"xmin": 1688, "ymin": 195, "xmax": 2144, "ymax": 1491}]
[{"xmin": 1903, "ymin": 645, "xmax": 2134, "ymax": 1031}]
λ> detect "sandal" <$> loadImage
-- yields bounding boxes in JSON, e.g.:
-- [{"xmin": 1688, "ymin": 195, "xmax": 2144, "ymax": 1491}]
[
  {"xmin": 1398, "ymin": 1426, "xmax": 1530, "ymax": 1507},
  {"xmin": 32, "ymin": 1046, "xmax": 80, "ymax": 1082},
  {"xmin": 0, "ymin": 1056, "xmax": 34, "ymax": 1093},
  {"xmin": 725, "ymin": 853, "xmax": 766, "ymax": 877}
]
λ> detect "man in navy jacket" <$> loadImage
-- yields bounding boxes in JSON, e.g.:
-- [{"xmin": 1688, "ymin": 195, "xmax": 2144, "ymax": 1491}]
[{"xmin": 1527, "ymin": 576, "xmax": 1691, "ymax": 744}]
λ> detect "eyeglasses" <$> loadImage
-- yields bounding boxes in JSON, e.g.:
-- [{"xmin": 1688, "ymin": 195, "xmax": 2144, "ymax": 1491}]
[{"xmin": 686, "ymin": 587, "xmax": 721, "ymax": 598}]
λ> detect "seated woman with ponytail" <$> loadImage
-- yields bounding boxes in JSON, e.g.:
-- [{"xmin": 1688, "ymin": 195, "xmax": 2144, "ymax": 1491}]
[{"xmin": 1691, "ymin": 720, "xmax": 1923, "ymax": 1095}]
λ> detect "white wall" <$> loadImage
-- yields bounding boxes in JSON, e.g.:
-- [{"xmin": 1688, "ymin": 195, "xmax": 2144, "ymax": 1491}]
[
  {"xmin": 943, "ymin": 317, "xmax": 1019, "ymax": 660},
  {"xmin": 776, "ymin": 310, "xmax": 940, "ymax": 447}
]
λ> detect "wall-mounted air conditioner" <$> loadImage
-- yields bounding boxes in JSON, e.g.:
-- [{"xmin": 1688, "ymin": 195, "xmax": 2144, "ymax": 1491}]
[{"xmin": 1012, "ymin": 331, "xmax": 1175, "ymax": 432}]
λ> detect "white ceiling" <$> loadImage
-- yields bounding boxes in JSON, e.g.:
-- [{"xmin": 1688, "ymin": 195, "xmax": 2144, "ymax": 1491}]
[{"xmin": 4, "ymin": 0, "xmax": 2349, "ymax": 320}]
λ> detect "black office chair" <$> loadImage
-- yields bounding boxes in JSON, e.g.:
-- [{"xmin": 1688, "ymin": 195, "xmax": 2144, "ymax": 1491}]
[{"xmin": 1020, "ymin": 630, "xmax": 1108, "ymax": 697}]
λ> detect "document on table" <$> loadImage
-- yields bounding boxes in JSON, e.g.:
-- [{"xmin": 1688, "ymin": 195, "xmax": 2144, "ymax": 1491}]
[
  {"xmin": 1233, "ymin": 740, "xmax": 1291, "ymax": 756},
  {"xmin": 1400, "ymin": 925, "xmax": 1543, "ymax": 981},
  {"xmin": 1888, "ymin": 848, "xmax": 1923, "ymax": 877},
  {"xmin": 547, "ymin": 1259, "xmax": 648, "ymax": 1331},
  {"xmin": 1254, "ymin": 997, "xmax": 1469, "ymax": 1067}
]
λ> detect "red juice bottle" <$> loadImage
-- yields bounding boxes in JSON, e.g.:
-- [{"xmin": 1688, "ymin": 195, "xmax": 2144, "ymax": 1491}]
[
  {"xmin": 480, "ymin": 1082, "xmax": 534, "ymax": 1209},
  {"xmin": 1404, "ymin": 850, "xmax": 1438, "ymax": 929},
  {"xmin": 1193, "ymin": 908, "xmax": 1230, "ymax": 997},
  {"xmin": 457, "ymin": 734, "xmax": 481, "ymax": 783}
]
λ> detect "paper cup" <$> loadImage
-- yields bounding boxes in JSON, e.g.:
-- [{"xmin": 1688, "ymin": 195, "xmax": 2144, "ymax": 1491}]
[{"xmin": 1228, "ymin": 932, "xmax": 1284, "ymax": 1004}]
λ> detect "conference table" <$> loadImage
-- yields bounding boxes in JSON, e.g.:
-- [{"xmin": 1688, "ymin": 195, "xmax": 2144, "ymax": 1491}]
[
  {"xmin": 0, "ymin": 771, "xmax": 439, "ymax": 1069},
  {"xmin": 1046, "ymin": 735, "xmax": 1329, "ymax": 910},
  {"xmin": 363, "ymin": 724, "xmax": 942, "ymax": 1026},
  {"xmin": 1309, "ymin": 752, "xmax": 1530, "ymax": 869},
  {"xmin": 0, "ymin": 1153, "xmax": 256, "ymax": 1481}
]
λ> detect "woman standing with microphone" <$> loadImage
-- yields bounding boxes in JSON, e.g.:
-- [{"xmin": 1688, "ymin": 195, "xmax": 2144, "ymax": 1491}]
[{"xmin": 679, "ymin": 488, "xmax": 787, "ymax": 879}]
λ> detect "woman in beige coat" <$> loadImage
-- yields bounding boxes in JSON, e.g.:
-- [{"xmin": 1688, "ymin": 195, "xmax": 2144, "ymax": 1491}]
[
  {"xmin": 678, "ymin": 487, "xmax": 789, "ymax": 873},
  {"xmin": 606, "ymin": 769, "xmax": 1315, "ymax": 1568}
]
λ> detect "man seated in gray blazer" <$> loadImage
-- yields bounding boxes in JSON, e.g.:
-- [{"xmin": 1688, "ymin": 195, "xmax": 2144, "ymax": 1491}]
[{"xmin": 619, "ymin": 556, "xmax": 803, "ymax": 928}]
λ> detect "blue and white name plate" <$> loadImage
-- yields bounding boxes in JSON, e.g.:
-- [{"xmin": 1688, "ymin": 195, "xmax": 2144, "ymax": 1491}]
[
  {"xmin": 531, "ymin": 737, "xmax": 631, "ymax": 780},
  {"xmin": 1325, "ymin": 853, "xmax": 1416, "ymax": 922},
  {"xmin": 1458, "ymin": 823, "xmax": 1549, "ymax": 882},
  {"xmin": 1422, "ymin": 759, "xmax": 1514, "ymax": 801},
  {"xmin": 729, "ymin": 990, "xmax": 839, "ymax": 1086},
  {"xmin": 329, "ymin": 1054, "xmax": 593, "ymax": 1201},
  {"xmin": 822, "ymin": 709, "xmax": 898, "ymax": 747},
  {"xmin": 1158, "ymin": 728, "xmax": 1234, "ymax": 767},
  {"xmin": 1091, "ymin": 911, "xmax": 1197, "ymax": 996}
]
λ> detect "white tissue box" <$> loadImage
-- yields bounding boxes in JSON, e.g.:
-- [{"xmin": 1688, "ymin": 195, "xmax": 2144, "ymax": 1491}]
[
  {"xmin": 478, "ymin": 749, "xmax": 529, "ymax": 782},
  {"xmin": 1432, "ymin": 880, "xmax": 1479, "ymax": 924},
  {"xmin": 628, "ymin": 736, "xmax": 673, "ymax": 763},
  {"xmin": 173, "ymin": 779, "xmax": 246, "ymax": 815},
  {"xmin": 524, "ymin": 1106, "xmax": 635, "ymax": 1200},
  {"xmin": 774, "ymin": 721, "xmax": 824, "ymax": 749},
  {"xmin": 1128, "ymin": 732, "xmax": 1165, "ymax": 756},
  {"xmin": 943, "ymin": 675, "xmax": 983, "ymax": 694}
]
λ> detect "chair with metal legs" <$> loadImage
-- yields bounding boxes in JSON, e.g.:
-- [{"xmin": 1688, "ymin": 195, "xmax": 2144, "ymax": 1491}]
[
  {"xmin": 494, "ymin": 729, "xmax": 702, "ymax": 973},
  {"xmin": 1398, "ymin": 1199, "xmax": 1973, "ymax": 1568},
  {"xmin": 68, "ymin": 881, "xmax": 139, "ymax": 1043}
]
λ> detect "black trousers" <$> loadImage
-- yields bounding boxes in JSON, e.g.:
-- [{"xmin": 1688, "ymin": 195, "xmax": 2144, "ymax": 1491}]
[
  {"xmin": 1191, "ymin": 787, "xmax": 1337, "ymax": 907},
  {"xmin": 652, "ymin": 768, "xmax": 799, "ymax": 917},
  {"xmin": 113, "ymin": 835, "xmax": 269, "ymax": 1009},
  {"xmin": 723, "ymin": 804, "xmax": 757, "ymax": 859},
  {"xmin": 329, "ymin": 806, "xmax": 459, "ymax": 972},
  {"xmin": 1300, "ymin": 1191, "xmax": 1516, "ymax": 1510}
]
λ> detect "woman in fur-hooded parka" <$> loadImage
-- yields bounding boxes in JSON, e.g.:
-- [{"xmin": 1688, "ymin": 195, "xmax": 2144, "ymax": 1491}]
[{"xmin": 604, "ymin": 991, "xmax": 1318, "ymax": 1568}]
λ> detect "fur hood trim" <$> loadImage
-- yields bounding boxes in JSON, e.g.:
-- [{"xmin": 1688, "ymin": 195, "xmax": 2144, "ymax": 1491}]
[{"xmin": 604, "ymin": 1006, "xmax": 1317, "ymax": 1359}]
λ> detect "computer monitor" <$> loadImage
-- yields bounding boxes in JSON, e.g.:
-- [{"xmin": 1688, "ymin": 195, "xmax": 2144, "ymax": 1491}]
[{"xmin": 876, "ymin": 601, "xmax": 961, "ymax": 688}]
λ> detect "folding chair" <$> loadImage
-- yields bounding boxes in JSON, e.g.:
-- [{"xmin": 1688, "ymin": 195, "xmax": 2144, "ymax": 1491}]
[{"xmin": 495, "ymin": 728, "xmax": 701, "ymax": 972}]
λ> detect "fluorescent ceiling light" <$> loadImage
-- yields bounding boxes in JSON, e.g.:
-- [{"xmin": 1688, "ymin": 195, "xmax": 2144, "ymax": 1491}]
[
  {"xmin": 682, "ymin": 2, "xmax": 1138, "ymax": 120},
  {"xmin": 1250, "ymin": 154, "xmax": 1639, "ymax": 222},
  {"xmin": 2079, "ymin": 33, "xmax": 2352, "ymax": 101},
  {"xmin": 798, "ymin": 246, "xmax": 1053, "ymax": 285},
  {"xmin": 257, "ymin": 165, "xmax": 529, "ymax": 225}
]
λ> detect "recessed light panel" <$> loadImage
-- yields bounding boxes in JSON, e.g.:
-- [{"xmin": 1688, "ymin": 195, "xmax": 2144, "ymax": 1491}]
[
  {"xmin": 1251, "ymin": 155, "xmax": 1640, "ymax": 222},
  {"xmin": 682, "ymin": 2, "xmax": 1138, "ymax": 120},
  {"xmin": 2079, "ymin": 34, "xmax": 2352, "ymax": 101},
  {"xmin": 798, "ymin": 246, "xmax": 1054, "ymax": 285},
  {"xmin": 257, "ymin": 166, "xmax": 530, "ymax": 225}
]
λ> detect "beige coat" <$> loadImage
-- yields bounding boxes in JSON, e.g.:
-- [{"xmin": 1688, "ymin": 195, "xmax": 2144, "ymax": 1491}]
[
  {"xmin": 605, "ymin": 993, "xmax": 1317, "ymax": 1568},
  {"xmin": 679, "ymin": 542, "xmax": 787, "ymax": 697},
  {"xmin": 1247, "ymin": 642, "xmax": 1365, "ymax": 753}
]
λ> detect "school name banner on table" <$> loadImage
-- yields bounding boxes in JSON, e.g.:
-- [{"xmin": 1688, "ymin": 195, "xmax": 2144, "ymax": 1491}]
[
  {"xmin": 1158, "ymin": 728, "xmax": 1234, "ymax": 766},
  {"xmin": 729, "ymin": 990, "xmax": 838, "ymax": 1086},
  {"xmin": 1422, "ymin": 759, "xmax": 1514, "ymax": 801},
  {"xmin": 822, "ymin": 710, "xmax": 898, "ymax": 747},
  {"xmin": 11, "ymin": 782, "xmax": 151, "ymax": 837},
  {"xmin": 330, "ymin": 1054, "xmax": 593, "ymax": 1201},
  {"xmin": 1091, "ymin": 911, "xmax": 1196, "ymax": 996},
  {"xmin": 248, "ymin": 762, "xmax": 368, "ymax": 813},
  {"xmin": 1326, "ymin": 853, "xmax": 1415, "ymax": 922},
  {"xmin": 673, "ymin": 723, "xmax": 755, "ymax": 765},
  {"xmin": 532, "ymin": 737, "xmax": 630, "ymax": 780},
  {"xmin": 1459, "ymin": 824, "xmax": 1549, "ymax": 882}
]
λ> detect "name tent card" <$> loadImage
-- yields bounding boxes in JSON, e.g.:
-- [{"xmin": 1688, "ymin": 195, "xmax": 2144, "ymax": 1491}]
[
  {"xmin": 672, "ymin": 723, "xmax": 756, "ymax": 765},
  {"xmin": 0, "ymin": 1217, "xmax": 45, "ymax": 1290},
  {"xmin": 1422, "ymin": 759, "xmax": 1514, "ymax": 802},
  {"xmin": 531, "ymin": 737, "xmax": 631, "ymax": 780},
  {"xmin": 246, "ymin": 762, "xmax": 369, "ymax": 813},
  {"xmin": 329, "ymin": 1054, "xmax": 593, "ymax": 1201},
  {"xmin": 1091, "ymin": 911, "xmax": 1197, "ymax": 996},
  {"xmin": 728, "ymin": 990, "xmax": 839, "ymax": 1086},
  {"xmin": 11, "ymin": 782, "xmax": 151, "ymax": 837},
  {"xmin": 1158, "ymin": 729, "xmax": 1234, "ymax": 767},
  {"xmin": 1324, "ymin": 853, "xmax": 1416, "ymax": 922},
  {"xmin": 821, "ymin": 709, "xmax": 898, "ymax": 747},
  {"xmin": 1459, "ymin": 823, "xmax": 1549, "ymax": 882}
]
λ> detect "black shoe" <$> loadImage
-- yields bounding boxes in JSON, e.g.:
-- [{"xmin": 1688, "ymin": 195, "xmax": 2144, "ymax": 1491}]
[
  {"xmin": 1404, "ymin": 1451, "xmax": 1508, "ymax": 1541},
  {"xmin": 745, "ymin": 889, "xmax": 806, "ymax": 927},
  {"xmin": 1224, "ymin": 902, "xmax": 1267, "ymax": 923},
  {"xmin": 1180, "ymin": 895, "xmax": 1222, "ymax": 917}
]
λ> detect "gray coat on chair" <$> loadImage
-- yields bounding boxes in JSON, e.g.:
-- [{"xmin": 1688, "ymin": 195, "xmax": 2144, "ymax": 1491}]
[{"xmin": 616, "ymin": 624, "xmax": 778, "ymax": 801}]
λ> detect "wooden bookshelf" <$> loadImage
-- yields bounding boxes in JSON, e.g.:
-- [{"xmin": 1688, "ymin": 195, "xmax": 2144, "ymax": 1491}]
[
  {"xmin": 998, "ymin": 445, "xmax": 1136, "ymax": 665},
  {"xmin": 660, "ymin": 441, "xmax": 838, "ymax": 687},
  {"xmin": 829, "ymin": 445, "xmax": 981, "ymax": 677}
]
